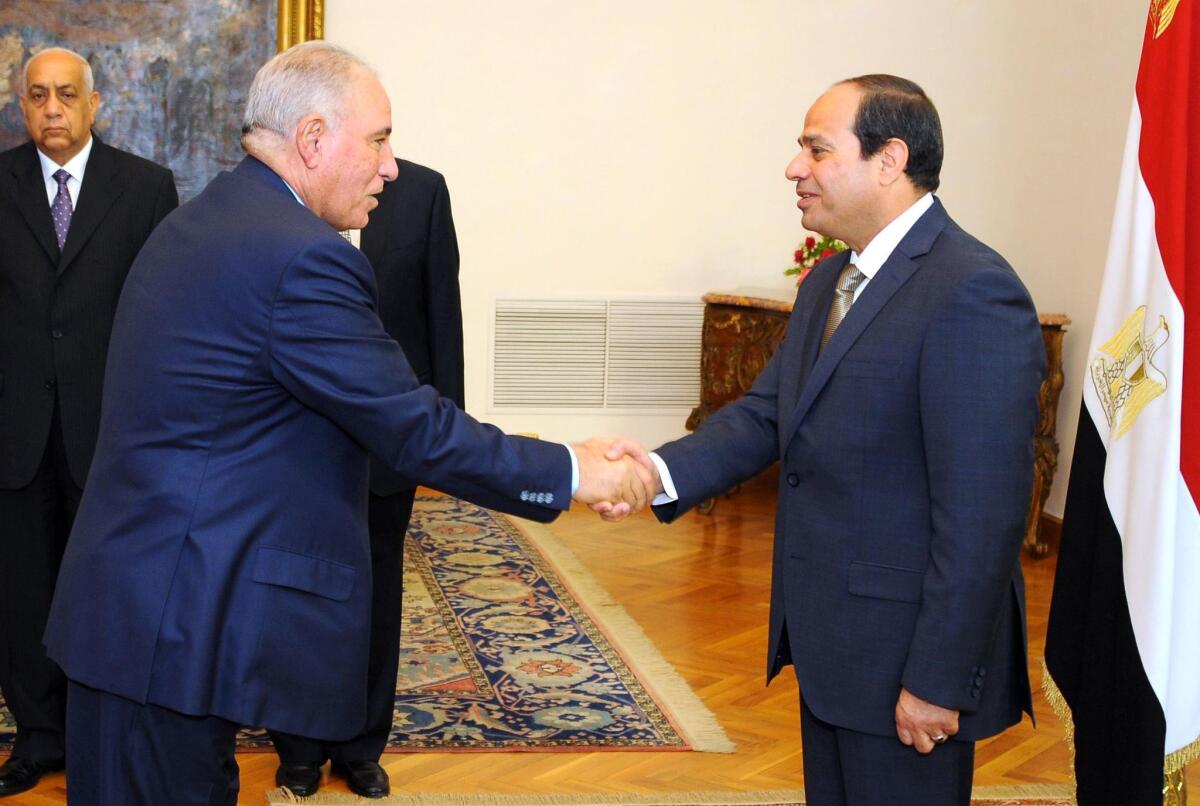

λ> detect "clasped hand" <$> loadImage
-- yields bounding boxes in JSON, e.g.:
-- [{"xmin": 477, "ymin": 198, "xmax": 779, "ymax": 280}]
[
  {"xmin": 895, "ymin": 687, "xmax": 959, "ymax": 754},
  {"xmin": 570, "ymin": 438, "xmax": 661, "ymax": 521}
]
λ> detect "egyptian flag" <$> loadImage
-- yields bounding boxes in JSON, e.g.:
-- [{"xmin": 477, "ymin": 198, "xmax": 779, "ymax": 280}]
[{"xmin": 1043, "ymin": 0, "xmax": 1200, "ymax": 801}]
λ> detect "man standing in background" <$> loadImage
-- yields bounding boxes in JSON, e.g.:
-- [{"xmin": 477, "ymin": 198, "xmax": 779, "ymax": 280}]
[
  {"xmin": 0, "ymin": 46, "xmax": 177, "ymax": 797},
  {"xmin": 271, "ymin": 158, "xmax": 465, "ymax": 798}
]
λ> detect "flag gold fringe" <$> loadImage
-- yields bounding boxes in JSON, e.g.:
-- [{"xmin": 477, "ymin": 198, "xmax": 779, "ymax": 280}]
[
  {"xmin": 1042, "ymin": 659, "xmax": 1200, "ymax": 779},
  {"xmin": 1040, "ymin": 660, "xmax": 1076, "ymax": 763}
]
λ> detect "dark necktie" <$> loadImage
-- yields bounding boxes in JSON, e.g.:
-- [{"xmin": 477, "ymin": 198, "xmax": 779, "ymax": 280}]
[
  {"xmin": 820, "ymin": 262, "xmax": 866, "ymax": 349},
  {"xmin": 51, "ymin": 169, "xmax": 73, "ymax": 250}
]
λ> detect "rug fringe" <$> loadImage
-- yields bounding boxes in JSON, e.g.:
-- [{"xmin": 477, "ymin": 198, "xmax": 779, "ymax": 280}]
[
  {"xmin": 266, "ymin": 788, "xmax": 806, "ymax": 805},
  {"xmin": 266, "ymin": 785, "xmax": 1078, "ymax": 805},
  {"xmin": 518, "ymin": 518, "xmax": 736, "ymax": 753},
  {"xmin": 971, "ymin": 784, "xmax": 1075, "ymax": 798}
]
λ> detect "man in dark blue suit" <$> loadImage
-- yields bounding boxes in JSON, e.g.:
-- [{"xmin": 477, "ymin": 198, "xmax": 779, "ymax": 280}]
[
  {"xmin": 270, "ymin": 160, "xmax": 466, "ymax": 798},
  {"xmin": 606, "ymin": 75, "xmax": 1044, "ymax": 803},
  {"xmin": 43, "ymin": 41, "xmax": 650, "ymax": 805}
]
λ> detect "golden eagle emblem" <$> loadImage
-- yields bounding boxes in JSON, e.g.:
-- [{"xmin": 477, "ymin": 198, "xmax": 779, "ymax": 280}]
[
  {"xmin": 1090, "ymin": 305, "xmax": 1169, "ymax": 439},
  {"xmin": 1149, "ymin": 0, "xmax": 1183, "ymax": 38}
]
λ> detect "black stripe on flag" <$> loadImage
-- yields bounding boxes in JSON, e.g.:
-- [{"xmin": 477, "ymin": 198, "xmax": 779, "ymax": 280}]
[{"xmin": 1045, "ymin": 400, "xmax": 1166, "ymax": 804}]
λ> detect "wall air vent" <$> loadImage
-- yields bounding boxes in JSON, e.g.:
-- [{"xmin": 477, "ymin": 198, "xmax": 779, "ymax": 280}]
[{"xmin": 491, "ymin": 297, "xmax": 704, "ymax": 412}]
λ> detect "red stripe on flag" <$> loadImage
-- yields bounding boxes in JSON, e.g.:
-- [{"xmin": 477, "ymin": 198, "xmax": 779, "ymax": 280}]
[{"xmin": 1135, "ymin": 0, "xmax": 1200, "ymax": 504}]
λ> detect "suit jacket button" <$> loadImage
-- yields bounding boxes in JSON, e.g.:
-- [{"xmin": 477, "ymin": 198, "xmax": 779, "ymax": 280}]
[
  {"xmin": 786, "ymin": 473, "xmax": 799, "ymax": 487},
  {"xmin": 520, "ymin": 491, "xmax": 529, "ymax": 501},
  {"xmin": 51, "ymin": 329, "xmax": 64, "ymax": 339},
  {"xmin": 44, "ymin": 380, "xmax": 56, "ymax": 390},
  {"xmin": 545, "ymin": 493, "xmax": 554, "ymax": 504}
]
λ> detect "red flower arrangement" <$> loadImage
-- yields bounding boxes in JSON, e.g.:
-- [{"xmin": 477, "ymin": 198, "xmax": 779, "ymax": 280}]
[{"xmin": 786, "ymin": 234, "xmax": 848, "ymax": 285}]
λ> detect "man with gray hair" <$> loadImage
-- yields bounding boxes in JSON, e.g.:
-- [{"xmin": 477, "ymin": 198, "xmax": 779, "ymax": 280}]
[
  {"xmin": 42, "ymin": 40, "xmax": 650, "ymax": 803},
  {"xmin": 0, "ymin": 46, "xmax": 176, "ymax": 797}
]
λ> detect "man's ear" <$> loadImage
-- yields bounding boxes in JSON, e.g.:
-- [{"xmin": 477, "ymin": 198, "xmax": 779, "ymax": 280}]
[
  {"xmin": 295, "ymin": 114, "xmax": 325, "ymax": 169},
  {"xmin": 878, "ymin": 138, "xmax": 910, "ymax": 187}
]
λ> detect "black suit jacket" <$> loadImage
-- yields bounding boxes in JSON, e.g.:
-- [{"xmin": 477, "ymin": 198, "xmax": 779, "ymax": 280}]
[
  {"xmin": 0, "ymin": 136, "xmax": 178, "ymax": 489},
  {"xmin": 360, "ymin": 159, "xmax": 464, "ymax": 496}
]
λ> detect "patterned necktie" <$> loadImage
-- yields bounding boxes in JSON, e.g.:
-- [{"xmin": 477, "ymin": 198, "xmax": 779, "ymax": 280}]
[
  {"xmin": 820, "ymin": 262, "xmax": 866, "ymax": 349},
  {"xmin": 51, "ymin": 169, "xmax": 73, "ymax": 249}
]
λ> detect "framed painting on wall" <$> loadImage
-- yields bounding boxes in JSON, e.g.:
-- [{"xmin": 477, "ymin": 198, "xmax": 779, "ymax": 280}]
[{"xmin": 0, "ymin": 0, "xmax": 323, "ymax": 201}]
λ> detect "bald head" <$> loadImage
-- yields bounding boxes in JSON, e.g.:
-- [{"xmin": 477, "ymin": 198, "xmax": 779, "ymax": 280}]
[
  {"xmin": 23, "ymin": 47, "xmax": 93, "ymax": 96},
  {"xmin": 20, "ymin": 47, "xmax": 100, "ymax": 165}
]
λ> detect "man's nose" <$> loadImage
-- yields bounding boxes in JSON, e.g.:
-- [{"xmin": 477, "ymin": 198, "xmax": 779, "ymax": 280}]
[
  {"xmin": 785, "ymin": 152, "xmax": 809, "ymax": 180},
  {"xmin": 379, "ymin": 142, "xmax": 398, "ymax": 181}
]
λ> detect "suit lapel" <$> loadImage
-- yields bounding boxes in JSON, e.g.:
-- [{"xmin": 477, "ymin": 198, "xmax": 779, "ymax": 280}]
[
  {"xmin": 776, "ymin": 252, "xmax": 849, "ymax": 445},
  {"xmin": 780, "ymin": 199, "xmax": 950, "ymax": 450},
  {"xmin": 58, "ymin": 137, "xmax": 127, "ymax": 276},
  {"xmin": 11, "ymin": 142, "xmax": 61, "ymax": 266}
]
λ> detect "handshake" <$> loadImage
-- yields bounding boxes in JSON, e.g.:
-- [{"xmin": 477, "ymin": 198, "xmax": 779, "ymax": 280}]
[{"xmin": 570, "ymin": 438, "xmax": 663, "ymax": 521}]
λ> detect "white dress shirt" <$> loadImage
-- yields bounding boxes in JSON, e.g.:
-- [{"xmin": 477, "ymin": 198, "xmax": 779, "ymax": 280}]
[
  {"xmin": 651, "ymin": 192, "xmax": 935, "ymax": 505},
  {"xmin": 36, "ymin": 135, "xmax": 94, "ymax": 210},
  {"xmin": 846, "ymin": 192, "xmax": 933, "ymax": 302}
]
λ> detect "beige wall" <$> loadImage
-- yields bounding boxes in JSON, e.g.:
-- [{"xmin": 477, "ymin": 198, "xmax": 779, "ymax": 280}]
[{"xmin": 326, "ymin": 0, "xmax": 1147, "ymax": 518}]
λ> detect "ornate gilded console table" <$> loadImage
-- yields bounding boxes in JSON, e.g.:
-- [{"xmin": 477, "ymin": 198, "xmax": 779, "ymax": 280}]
[{"xmin": 687, "ymin": 287, "xmax": 1069, "ymax": 557}]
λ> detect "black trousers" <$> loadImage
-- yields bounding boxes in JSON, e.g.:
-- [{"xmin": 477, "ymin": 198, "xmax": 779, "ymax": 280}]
[
  {"xmin": 269, "ymin": 490, "xmax": 414, "ymax": 763},
  {"xmin": 799, "ymin": 696, "xmax": 975, "ymax": 806},
  {"xmin": 0, "ymin": 409, "xmax": 79, "ymax": 764},
  {"xmin": 66, "ymin": 680, "xmax": 240, "ymax": 806}
]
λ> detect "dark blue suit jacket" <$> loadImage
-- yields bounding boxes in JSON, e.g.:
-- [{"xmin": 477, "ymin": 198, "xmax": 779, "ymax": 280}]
[
  {"xmin": 654, "ymin": 199, "xmax": 1043, "ymax": 741},
  {"xmin": 44, "ymin": 157, "xmax": 569, "ymax": 740}
]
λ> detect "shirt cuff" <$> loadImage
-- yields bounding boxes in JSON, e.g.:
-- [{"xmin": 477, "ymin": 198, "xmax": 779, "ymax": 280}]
[
  {"xmin": 649, "ymin": 452, "xmax": 678, "ymax": 505},
  {"xmin": 564, "ymin": 443, "xmax": 579, "ymax": 495}
]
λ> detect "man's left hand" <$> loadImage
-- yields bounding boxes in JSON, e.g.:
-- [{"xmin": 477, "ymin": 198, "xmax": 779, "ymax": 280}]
[{"xmin": 894, "ymin": 687, "xmax": 959, "ymax": 754}]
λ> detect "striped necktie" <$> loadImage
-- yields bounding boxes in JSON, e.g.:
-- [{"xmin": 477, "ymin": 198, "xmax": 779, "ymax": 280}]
[{"xmin": 820, "ymin": 262, "xmax": 866, "ymax": 349}]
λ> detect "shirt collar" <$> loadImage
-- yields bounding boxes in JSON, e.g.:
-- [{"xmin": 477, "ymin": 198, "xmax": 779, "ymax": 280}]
[
  {"xmin": 849, "ymin": 192, "xmax": 934, "ymax": 279},
  {"xmin": 36, "ymin": 134, "xmax": 94, "ymax": 187},
  {"xmin": 280, "ymin": 178, "xmax": 305, "ymax": 206}
]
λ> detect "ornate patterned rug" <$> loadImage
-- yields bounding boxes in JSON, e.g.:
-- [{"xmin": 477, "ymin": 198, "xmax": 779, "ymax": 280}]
[{"xmin": 0, "ymin": 495, "xmax": 730, "ymax": 754}]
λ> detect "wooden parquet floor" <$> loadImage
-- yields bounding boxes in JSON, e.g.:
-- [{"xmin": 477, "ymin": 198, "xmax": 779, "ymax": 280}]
[{"xmin": 10, "ymin": 471, "xmax": 1198, "ymax": 803}]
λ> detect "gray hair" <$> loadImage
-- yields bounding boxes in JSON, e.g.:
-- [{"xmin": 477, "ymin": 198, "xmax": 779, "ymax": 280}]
[
  {"xmin": 241, "ymin": 40, "xmax": 374, "ymax": 144},
  {"xmin": 22, "ymin": 46, "xmax": 95, "ymax": 96}
]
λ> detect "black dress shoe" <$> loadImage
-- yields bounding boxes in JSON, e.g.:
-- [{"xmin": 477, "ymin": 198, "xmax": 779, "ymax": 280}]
[
  {"xmin": 0, "ymin": 756, "xmax": 63, "ymax": 797},
  {"xmin": 275, "ymin": 760, "xmax": 322, "ymax": 797},
  {"xmin": 332, "ymin": 760, "xmax": 390, "ymax": 798}
]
